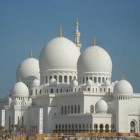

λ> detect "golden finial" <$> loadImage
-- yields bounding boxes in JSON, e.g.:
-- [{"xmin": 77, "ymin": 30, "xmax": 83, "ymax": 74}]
[
  {"xmin": 29, "ymin": 49, "xmax": 33, "ymax": 58},
  {"xmin": 75, "ymin": 18, "xmax": 79, "ymax": 27},
  {"xmin": 59, "ymin": 25, "xmax": 63, "ymax": 37},
  {"xmin": 93, "ymin": 36, "xmax": 96, "ymax": 46}
]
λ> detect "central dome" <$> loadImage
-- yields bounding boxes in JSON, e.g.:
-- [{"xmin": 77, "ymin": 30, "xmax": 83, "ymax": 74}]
[
  {"xmin": 39, "ymin": 37, "xmax": 80, "ymax": 72},
  {"xmin": 77, "ymin": 46, "xmax": 112, "ymax": 74}
]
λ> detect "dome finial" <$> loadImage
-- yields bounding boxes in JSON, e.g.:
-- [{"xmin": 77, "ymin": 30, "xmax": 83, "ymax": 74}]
[
  {"xmin": 93, "ymin": 36, "xmax": 96, "ymax": 46},
  {"xmin": 29, "ymin": 49, "xmax": 33, "ymax": 58},
  {"xmin": 59, "ymin": 25, "xmax": 63, "ymax": 37},
  {"xmin": 75, "ymin": 18, "xmax": 79, "ymax": 27}
]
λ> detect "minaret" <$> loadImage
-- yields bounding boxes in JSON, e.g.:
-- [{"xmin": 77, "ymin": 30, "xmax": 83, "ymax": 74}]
[{"xmin": 74, "ymin": 18, "xmax": 82, "ymax": 48}]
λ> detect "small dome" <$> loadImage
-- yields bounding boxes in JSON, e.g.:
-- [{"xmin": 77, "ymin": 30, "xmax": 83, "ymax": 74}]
[
  {"xmin": 77, "ymin": 46, "xmax": 112, "ymax": 74},
  {"xmin": 72, "ymin": 80, "xmax": 78, "ymax": 87},
  {"xmin": 16, "ymin": 58, "xmax": 40, "ymax": 81},
  {"xmin": 104, "ymin": 80, "xmax": 110, "ymax": 86},
  {"xmin": 95, "ymin": 100, "xmax": 108, "ymax": 113},
  {"xmin": 113, "ymin": 79, "xmax": 133, "ymax": 96},
  {"xmin": 87, "ymin": 79, "xmax": 93, "ymax": 86},
  {"xmin": 11, "ymin": 82, "xmax": 29, "ymax": 97},
  {"xmin": 39, "ymin": 37, "xmax": 80, "ymax": 72},
  {"xmin": 32, "ymin": 79, "xmax": 40, "ymax": 87},
  {"xmin": 50, "ymin": 78, "xmax": 57, "ymax": 85}
]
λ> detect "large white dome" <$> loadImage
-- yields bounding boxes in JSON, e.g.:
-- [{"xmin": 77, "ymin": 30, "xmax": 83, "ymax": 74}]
[
  {"xmin": 39, "ymin": 37, "xmax": 80, "ymax": 72},
  {"xmin": 77, "ymin": 46, "xmax": 112, "ymax": 74},
  {"xmin": 11, "ymin": 82, "xmax": 29, "ymax": 97},
  {"xmin": 113, "ymin": 79, "xmax": 133, "ymax": 96},
  {"xmin": 16, "ymin": 58, "xmax": 40, "ymax": 81}
]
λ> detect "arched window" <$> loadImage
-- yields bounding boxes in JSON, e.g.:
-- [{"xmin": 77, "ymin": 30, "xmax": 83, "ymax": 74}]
[
  {"xmin": 64, "ymin": 76, "xmax": 67, "ymax": 83},
  {"xmin": 50, "ymin": 89, "xmax": 53, "ymax": 93},
  {"xmin": 90, "ymin": 77, "xmax": 92, "ymax": 80},
  {"xmin": 56, "ymin": 124, "xmax": 58, "ymax": 130},
  {"xmin": 75, "ymin": 124, "xmax": 78, "ymax": 130},
  {"xmin": 68, "ymin": 124, "xmax": 71, "ymax": 131},
  {"xmin": 74, "ymin": 105, "xmax": 77, "ymax": 113},
  {"xmin": 59, "ymin": 75, "xmax": 62, "ymax": 82},
  {"xmin": 36, "ymin": 89, "xmax": 37, "ymax": 95},
  {"xmin": 130, "ymin": 121, "xmax": 136, "ymax": 133},
  {"xmin": 86, "ymin": 124, "xmax": 89, "ymax": 131},
  {"xmin": 83, "ymin": 124, "xmax": 85, "ymax": 131},
  {"xmin": 61, "ymin": 106, "xmax": 63, "ymax": 114},
  {"xmin": 100, "ymin": 124, "xmax": 104, "ymax": 132},
  {"xmin": 54, "ymin": 75, "xmax": 57, "ymax": 81},
  {"xmin": 86, "ymin": 77, "xmax": 88, "ymax": 81},
  {"xmin": 62, "ymin": 124, "xmax": 64, "ymax": 132},
  {"xmin": 65, "ymin": 124, "xmax": 67, "ymax": 131},
  {"xmin": 78, "ymin": 105, "xmax": 80, "ymax": 113},
  {"xmin": 22, "ymin": 116, "xmax": 24, "ymax": 125},
  {"xmin": 68, "ymin": 106, "xmax": 70, "ymax": 114},
  {"xmin": 94, "ymin": 77, "xmax": 97, "ymax": 83},
  {"xmin": 96, "ymin": 88, "xmax": 97, "ymax": 92},
  {"xmin": 98, "ymin": 77, "xmax": 101, "ymax": 83},
  {"xmin": 102, "ymin": 77, "xmax": 105, "ymax": 83},
  {"xmin": 69, "ymin": 76, "xmax": 72, "ymax": 83},
  {"xmin": 72, "ymin": 124, "xmax": 74, "ymax": 131},
  {"xmin": 105, "ymin": 124, "xmax": 109, "ymax": 132},
  {"xmin": 94, "ymin": 124, "xmax": 98, "ymax": 132},
  {"xmin": 65, "ymin": 106, "xmax": 67, "ymax": 114},
  {"xmin": 79, "ymin": 124, "xmax": 81, "ymax": 131},
  {"xmin": 46, "ymin": 76, "xmax": 48, "ymax": 83},
  {"xmin": 59, "ymin": 124, "xmax": 61, "ymax": 130},
  {"xmin": 30, "ymin": 89, "xmax": 33, "ymax": 95},
  {"xmin": 49, "ymin": 76, "xmax": 52, "ymax": 80},
  {"xmin": 90, "ymin": 105, "xmax": 94, "ymax": 113},
  {"xmin": 40, "ymin": 89, "xmax": 42, "ymax": 94},
  {"xmin": 71, "ymin": 105, "xmax": 73, "ymax": 114}
]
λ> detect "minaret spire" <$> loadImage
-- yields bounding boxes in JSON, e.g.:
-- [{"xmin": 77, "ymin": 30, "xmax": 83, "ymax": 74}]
[
  {"xmin": 59, "ymin": 25, "xmax": 63, "ymax": 37},
  {"xmin": 74, "ymin": 18, "xmax": 82, "ymax": 48},
  {"xmin": 29, "ymin": 49, "xmax": 33, "ymax": 58}
]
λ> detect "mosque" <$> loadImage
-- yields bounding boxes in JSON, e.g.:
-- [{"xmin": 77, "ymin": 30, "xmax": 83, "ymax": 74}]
[{"xmin": 0, "ymin": 20, "xmax": 140, "ymax": 135}]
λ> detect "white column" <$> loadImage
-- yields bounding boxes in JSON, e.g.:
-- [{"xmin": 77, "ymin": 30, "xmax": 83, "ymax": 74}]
[
  {"xmin": 39, "ymin": 108, "xmax": 43, "ymax": 134},
  {"xmin": 1, "ymin": 110, "xmax": 5, "ymax": 127}
]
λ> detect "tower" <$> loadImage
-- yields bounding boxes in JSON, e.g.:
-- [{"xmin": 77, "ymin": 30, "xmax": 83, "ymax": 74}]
[{"xmin": 74, "ymin": 18, "xmax": 82, "ymax": 48}]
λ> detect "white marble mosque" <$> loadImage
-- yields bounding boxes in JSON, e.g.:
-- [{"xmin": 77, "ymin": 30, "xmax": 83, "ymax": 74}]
[{"xmin": 0, "ymin": 20, "xmax": 140, "ymax": 134}]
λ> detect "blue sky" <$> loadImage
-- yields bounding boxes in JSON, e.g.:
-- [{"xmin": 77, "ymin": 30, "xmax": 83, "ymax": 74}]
[{"xmin": 0, "ymin": 0, "xmax": 140, "ymax": 96}]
